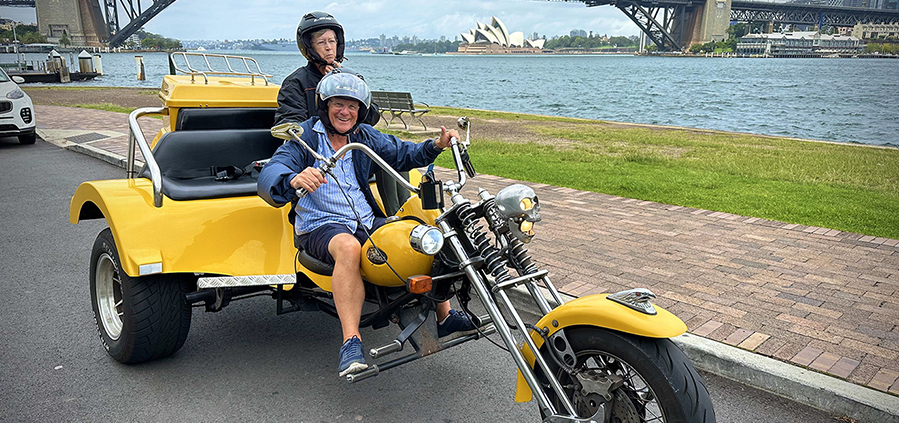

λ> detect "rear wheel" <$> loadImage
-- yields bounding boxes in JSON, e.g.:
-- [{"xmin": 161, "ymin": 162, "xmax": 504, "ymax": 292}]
[
  {"xmin": 90, "ymin": 228, "xmax": 194, "ymax": 363},
  {"xmin": 539, "ymin": 327, "xmax": 715, "ymax": 423}
]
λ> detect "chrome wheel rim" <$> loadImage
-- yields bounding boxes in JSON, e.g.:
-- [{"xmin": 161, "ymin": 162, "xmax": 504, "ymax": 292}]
[
  {"xmin": 95, "ymin": 253, "xmax": 124, "ymax": 340},
  {"xmin": 564, "ymin": 352, "xmax": 665, "ymax": 423}
]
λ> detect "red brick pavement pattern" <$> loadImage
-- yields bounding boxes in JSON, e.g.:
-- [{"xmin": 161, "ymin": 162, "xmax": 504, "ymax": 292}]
[
  {"xmin": 42, "ymin": 105, "xmax": 899, "ymax": 395},
  {"xmin": 36, "ymin": 105, "xmax": 164, "ymax": 162},
  {"xmin": 434, "ymin": 170, "xmax": 899, "ymax": 394}
]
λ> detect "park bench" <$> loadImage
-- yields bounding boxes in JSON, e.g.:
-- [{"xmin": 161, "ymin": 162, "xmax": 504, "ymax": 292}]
[{"xmin": 370, "ymin": 91, "xmax": 430, "ymax": 130}]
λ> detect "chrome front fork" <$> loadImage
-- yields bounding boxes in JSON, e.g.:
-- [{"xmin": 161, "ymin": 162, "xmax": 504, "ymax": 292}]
[{"xmin": 437, "ymin": 188, "xmax": 578, "ymax": 417}]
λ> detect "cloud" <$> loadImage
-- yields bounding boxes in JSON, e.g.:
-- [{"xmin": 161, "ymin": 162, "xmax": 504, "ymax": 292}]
[{"xmin": 6, "ymin": 0, "xmax": 638, "ymax": 41}]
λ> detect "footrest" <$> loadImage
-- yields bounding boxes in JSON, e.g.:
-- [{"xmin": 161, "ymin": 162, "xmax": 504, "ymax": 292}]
[{"xmin": 370, "ymin": 340, "xmax": 403, "ymax": 359}]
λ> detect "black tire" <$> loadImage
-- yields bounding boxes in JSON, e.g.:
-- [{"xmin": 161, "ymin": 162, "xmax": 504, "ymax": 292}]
[
  {"xmin": 18, "ymin": 133, "xmax": 36, "ymax": 145},
  {"xmin": 89, "ymin": 228, "xmax": 194, "ymax": 364},
  {"xmin": 538, "ymin": 326, "xmax": 715, "ymax": 423}
]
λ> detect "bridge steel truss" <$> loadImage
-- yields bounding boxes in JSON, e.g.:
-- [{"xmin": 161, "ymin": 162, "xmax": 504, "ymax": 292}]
[
  {"xmin": 579, "ymin": 0, "xmax": 696, "ymax": 51},
  {"xmin": 103, "ymin": 0, "xmax": 178, "ymax": 47},
  {"xmin": 730, "ymin": 1, "xmax": 899, "ymax": 26},
  {"xmin": 549, "ymin": 0, "xmax": 899, "ymax": 51}
]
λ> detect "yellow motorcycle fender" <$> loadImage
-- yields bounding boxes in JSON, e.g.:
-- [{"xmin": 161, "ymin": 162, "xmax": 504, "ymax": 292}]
[
  {"xmin": 70, "ymin": 179, "xmax": 296, "ymax": 278},
  {"xmin": 513, "ymin": 294, "xmax": 687, "ymax": 403}
]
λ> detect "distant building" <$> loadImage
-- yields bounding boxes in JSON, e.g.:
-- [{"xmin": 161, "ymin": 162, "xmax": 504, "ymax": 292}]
[
  {"xmin": 851, "ymin": 22, "xmax": 899, "ymax": 39},
  {"xmin": 570, "ymin": 29, "xmax": 587, "ymax": 38},
  {"xmin": 457, "ymin": 17, "xmax": 546, "ymax": 54},
  {"xmin": 736, "ymin": 31, "xmax": 865, "ymax": 56}
]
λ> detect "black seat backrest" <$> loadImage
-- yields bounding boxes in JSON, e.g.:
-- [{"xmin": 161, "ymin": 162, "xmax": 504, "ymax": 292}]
[
  {"xmin": 175, "ymin": 107, "xmax": 276, "ymax": 131},
  {"xmin": 374, "ymin": 167, "xmax": 411, "ymax": 216},
  {"xmin": 147, "ymin": 129, "xmax": 283, "ymax": 201}
]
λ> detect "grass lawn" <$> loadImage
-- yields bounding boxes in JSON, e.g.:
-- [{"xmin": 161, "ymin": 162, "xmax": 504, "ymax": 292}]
[{"xmin": 426, "ymin": 108, "xmax": 899, "ymax": 239}]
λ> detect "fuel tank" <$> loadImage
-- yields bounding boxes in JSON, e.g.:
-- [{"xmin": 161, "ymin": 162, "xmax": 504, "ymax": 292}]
[{"xmin": 360, "ymin": 219, "xmax": 435, "ymax": 287}]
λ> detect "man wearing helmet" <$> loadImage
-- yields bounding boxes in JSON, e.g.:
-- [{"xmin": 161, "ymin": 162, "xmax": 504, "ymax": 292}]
[
  {"xmin": 275, "ymin": 11, "xmax": 378, "ymax": 127},
  {"xmin": 259, "ymin": 70, "xmax": 476, "ymax": 377}
]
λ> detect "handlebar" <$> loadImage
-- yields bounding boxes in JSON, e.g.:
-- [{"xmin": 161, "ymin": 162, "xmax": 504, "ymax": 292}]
[
  {"xmin": 293, "ymin": 139, "xmax": 423, "ymax": 199},
  {"xmin": 287, "ymin": 124, "xmax": 473, "ymax": 200}
]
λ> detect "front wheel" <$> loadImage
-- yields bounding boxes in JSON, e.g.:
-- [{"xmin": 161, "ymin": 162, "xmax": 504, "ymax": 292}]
[
  {"xmin": 539, "ymin": 326, "xmax": 715, "ymax": 423},
  {"xmin": 89, "ymin": 228, "xmax": 195, "ymax": 364}
]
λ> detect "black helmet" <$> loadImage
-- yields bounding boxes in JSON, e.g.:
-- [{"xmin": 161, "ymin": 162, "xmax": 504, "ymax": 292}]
[
  {"xmin": 316, "ymin": 68, "xmax": 371, "ymax": 135},
  {"xmin": 296, "ymin": 11, "xmax": 345, "ymax": 65}
]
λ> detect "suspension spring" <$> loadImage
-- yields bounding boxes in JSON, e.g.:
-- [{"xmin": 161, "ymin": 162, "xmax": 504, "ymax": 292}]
[
  {"xmin": 508, "ymin": 238, "xmax": 540, "ymax": 276},
  {"xmin": 456, "ymin": 201, "xmax": 513, "ymax": 285}
]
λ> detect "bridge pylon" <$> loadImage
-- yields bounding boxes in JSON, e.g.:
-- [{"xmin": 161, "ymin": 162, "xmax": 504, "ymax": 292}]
[
  {"xmin": 684, "ymin": 0, "xmax": 732, "ymax": 47},
  {"xmin": 35, "ymin": 0, "xmax": 107, "ymax": 47}
]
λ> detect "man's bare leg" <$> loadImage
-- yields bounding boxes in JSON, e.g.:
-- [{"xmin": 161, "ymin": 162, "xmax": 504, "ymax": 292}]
[{"xmin": 329, "ymin": 233, "xmax": 364, "ymax": 342}]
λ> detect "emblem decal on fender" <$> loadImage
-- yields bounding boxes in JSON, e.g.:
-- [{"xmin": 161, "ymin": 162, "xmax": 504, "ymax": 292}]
[{"xmin": 367, "ymin": 246, "xmax": 387, "ymax": 264}]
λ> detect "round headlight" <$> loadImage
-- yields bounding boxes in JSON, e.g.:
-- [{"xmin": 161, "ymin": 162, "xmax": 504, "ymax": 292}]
[
  {"xmin": 410, "ymin": 225, "xmax": 444, "ymax": 256},
  {"xmin": 6, "ymin": 87, "xmax": 25, "ymax": 100}
]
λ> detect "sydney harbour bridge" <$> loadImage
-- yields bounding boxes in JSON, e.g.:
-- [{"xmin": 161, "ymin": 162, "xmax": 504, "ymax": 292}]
[{"xmin": 1, "ymin": 0, "xmax": 897, "ymax": 51}]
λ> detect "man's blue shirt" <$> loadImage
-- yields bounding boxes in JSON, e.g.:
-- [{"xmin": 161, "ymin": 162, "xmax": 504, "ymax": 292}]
[{"xmin": 293, "ymin": 121, "xmax": 374, "ymax": 235}]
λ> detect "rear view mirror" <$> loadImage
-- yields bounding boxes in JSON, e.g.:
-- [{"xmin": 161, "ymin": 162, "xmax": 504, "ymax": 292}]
[
  {"xmin": 12, "ymin": 76, "xmax": 25, "ymax": 84},
  {"xmin": 270, "ymin": 122, "xmax": 303, "ymax": 141}
]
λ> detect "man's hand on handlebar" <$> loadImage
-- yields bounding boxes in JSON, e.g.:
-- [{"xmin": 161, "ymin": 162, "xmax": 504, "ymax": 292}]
[
  {"xmin": 291, "ymin": 167, "xmax": 327, "ymax": 194},
  {"xmin": 436, "ymin": 126, "xmax": 460, "ymax": 150}
]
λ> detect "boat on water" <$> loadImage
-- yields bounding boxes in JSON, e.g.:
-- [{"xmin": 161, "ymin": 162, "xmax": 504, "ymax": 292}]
[
  {"xmin": 3, "ymin": 49, "xmax": 100, "ymax": 83},
  {"xmin": 252, "ymin": 41, "xmax": 298, "ymax": 52}
]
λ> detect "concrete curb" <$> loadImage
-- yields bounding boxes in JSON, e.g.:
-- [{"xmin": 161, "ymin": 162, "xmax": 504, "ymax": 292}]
[
  {"xmin": 677, "ymin": 332, "xmax": 899, "ymax": 423},
  {"xmin": 506, "ymin": 287, "xmax": 899, "ymax": 423},
  {"xmin": 62, "ymin": 138, "xmax": 899, "ymax": 423},
  {"xmin": 66, "ymin": 142, "xmax": 135, "ymax": 170}
]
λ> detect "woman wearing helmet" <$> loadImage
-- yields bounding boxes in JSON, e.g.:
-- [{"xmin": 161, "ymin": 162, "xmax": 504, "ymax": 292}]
[
  {"xmin": 258, "ymin": 70, "xmax": 476, "ymax": 377},
  {"xmin": 275, "ymin": 11, "xmax": 379, "ymax": 127},
  {"xmin": 273, "ymin": 11, "xmax": 346, "ymax": 126}
]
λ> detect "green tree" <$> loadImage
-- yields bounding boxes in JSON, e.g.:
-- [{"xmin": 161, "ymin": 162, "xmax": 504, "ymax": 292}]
[
  {"xmin": 1, "ymin": 24, "xmax": 47, "ymax": 44},
  {"xmin": 138, "ymin": 30, "xmax": 182, "ymax": 50},
  {"xmin": 59, "ymin": 30, "xmax": 71, "ymax": 47},
  {"xmin": 608, "ymin": 36, "xmax": 635, "ymax": 47}
]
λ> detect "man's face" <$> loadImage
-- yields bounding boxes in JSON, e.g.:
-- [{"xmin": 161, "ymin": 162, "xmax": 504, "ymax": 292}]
[
  {"xmin": 311, "ymin": 29, "xmax": 337, "ymax": 63},
  {"xmin": 328, "ymin": 97, "xmax": 360, "ymax": 134}
]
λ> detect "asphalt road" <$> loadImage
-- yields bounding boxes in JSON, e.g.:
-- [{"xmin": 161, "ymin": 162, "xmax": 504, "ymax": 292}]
[{"xmin": 0, "ymin": 138, "xmax": 843, "ymax": 422}]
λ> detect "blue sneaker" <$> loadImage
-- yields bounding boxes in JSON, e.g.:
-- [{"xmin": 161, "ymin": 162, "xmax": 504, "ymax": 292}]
[
  {"xmin": 438, "ymin": 309, "xmax": 478, "ymax": 338},
  {"xmin": 338, "ymin": 336, "xmax": 368, "ymax": 377}
]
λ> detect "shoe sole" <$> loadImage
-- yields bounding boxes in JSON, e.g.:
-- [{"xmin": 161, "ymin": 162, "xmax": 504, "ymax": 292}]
[{"xmin": 338, "ymin": 361, "xmax": 369, "ymax": 377}]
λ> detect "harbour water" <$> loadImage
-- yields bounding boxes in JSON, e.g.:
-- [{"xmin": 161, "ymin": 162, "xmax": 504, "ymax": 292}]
[{"xmin": 3, "ymin": 50, "xmax": 897, "ymax": 146}]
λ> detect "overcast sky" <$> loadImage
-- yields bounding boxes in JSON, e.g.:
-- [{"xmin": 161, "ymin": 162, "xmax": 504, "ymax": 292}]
[{"xmin": 0, "ymin": 1, "xmax": 639, "ymax": 41}]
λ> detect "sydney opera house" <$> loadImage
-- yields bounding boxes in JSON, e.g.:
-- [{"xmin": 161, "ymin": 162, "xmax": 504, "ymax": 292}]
[{"xmin": 455, "ymin": 17, "xmax": 547, "ymax": 54}]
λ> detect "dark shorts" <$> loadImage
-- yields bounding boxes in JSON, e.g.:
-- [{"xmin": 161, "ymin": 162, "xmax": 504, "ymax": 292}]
[{"xmin": 297, "ymin": 217, "xmax": 386, "ymax": 265}]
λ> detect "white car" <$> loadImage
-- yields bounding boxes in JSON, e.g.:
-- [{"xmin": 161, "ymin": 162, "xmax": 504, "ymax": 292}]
[{"xmin": 0, "ymin": 68, "xmax": 36, "ymax": 144}]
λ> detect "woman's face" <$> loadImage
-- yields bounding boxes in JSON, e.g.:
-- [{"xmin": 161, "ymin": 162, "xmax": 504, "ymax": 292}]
[{"xmin": 311, "ymin": 29, "xmax": 337, "ymax": 63}]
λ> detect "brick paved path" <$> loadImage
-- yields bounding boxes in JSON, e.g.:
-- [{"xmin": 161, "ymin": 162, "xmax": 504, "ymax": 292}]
[
  {"xmin": 42, "ymin": 105, "xmax": 899, "ymax": 395},
  {"xmin": 438, "ymin": 170, "xmax": 899, "ymax": 395}
]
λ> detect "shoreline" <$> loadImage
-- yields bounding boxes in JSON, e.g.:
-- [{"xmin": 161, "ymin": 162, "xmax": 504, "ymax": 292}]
[{"xmin": 22, "ymin": 85, "xmax": 897, "ymax": 150}]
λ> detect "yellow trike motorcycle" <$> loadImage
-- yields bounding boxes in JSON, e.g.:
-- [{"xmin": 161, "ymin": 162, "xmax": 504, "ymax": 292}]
[{"xmin": 70, "ymin": 53, "xmax": 715, "ymax": 423}]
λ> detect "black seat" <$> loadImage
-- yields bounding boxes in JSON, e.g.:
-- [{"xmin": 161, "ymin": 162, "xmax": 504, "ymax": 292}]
[
  {"xmin": 142, "ymin": 129, "xmax": 283, "ymax": 201},
  {"xmin": 175, "ymin": 108, "xmax": 276, "ymax": 131}
]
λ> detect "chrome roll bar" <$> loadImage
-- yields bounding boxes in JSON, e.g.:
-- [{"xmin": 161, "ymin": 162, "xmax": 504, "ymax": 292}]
[
  {"xmin": 127, "ymin": 107, "xmax": 168, "ymax": 208},
  {"xmin": 169, "ymin": 52, "xmax": 272, "ymax": 85}
]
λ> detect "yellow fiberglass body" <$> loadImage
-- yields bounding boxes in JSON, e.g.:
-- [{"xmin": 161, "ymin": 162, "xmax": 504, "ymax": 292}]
[
  {"xmin": 512, "ymin": 294, "xmax": 687, "ymax": 403},
  {"xmin": 70, "ymin": 177, "xmax": 296, "ymax": 278}
]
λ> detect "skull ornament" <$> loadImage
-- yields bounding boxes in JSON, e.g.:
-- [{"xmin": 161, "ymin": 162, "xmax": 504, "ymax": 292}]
[{"xmin": 495, "ymin": 184, "xmax": 541, "ymax": 243}]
